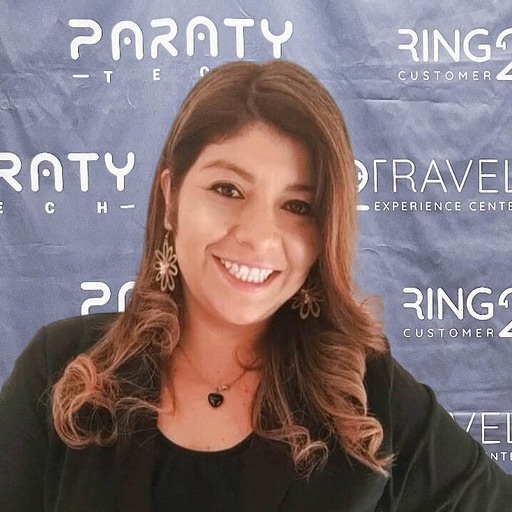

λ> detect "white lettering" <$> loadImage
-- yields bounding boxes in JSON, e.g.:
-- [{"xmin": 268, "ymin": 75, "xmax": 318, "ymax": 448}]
[
  {"xmin": 68, "ymin": 152, "xmax": 100, "ymax": 192},
  {"xmin": 260, "ymin": 19, "xmax": 293, "ymax": 58},
  {"xmin": 403, "ymin": 287, "xmax": 424, "ymax": 320},
  {"xmin": 0, "ymin": 152, "xmax": 22, "ymax": 191},
  {"xmin": 224, "ymin": 18, "xmax": 255, "ymax": 58},
  {"xmin": 118, "ymin": 281, "xmax": 135, "ymax": 312},
  {"xmin": 464, "ymin": 28, "xmax": 491, "ymax": 63},
  {"xmin": 372, "ymin": 159, "xmax": 387, "ymax": 193},
  {"xmin": 498, "ymin": 288, "xmax": 512, "ymax": 338},
  {"xmin": 479, "ymin": 159, "xmax": 499, "ymax": 193},
  {"xmin": 30, "ymin": 153, "xmax": 63, "ymax": 192},
  {"xmin": 433, "ymin": 29, "xmax": 460, "ymax": 62},
  {"xmin": 97, "ymin": 201, "xmax": 108, "ymax": 214},
  {"xmin": 186, "ymin": 16, "xmax": 218, "ymax": 57},
  {"xmin": 437, "ymin": 288, "xmax": 464, "ymax": 320},
  {"xmin": 81, "ymin": 281, "xmax": 111, "ymax": 315},
  {"xmin": 482, "ymin": 412, "xmax": 501, "ymax": 444},
  {"xmin": 150, "ymin": 18, "xmax": 178, "ymax": 58},
  {"xmin": 467, "ymin": 287, "xmax": 494, "ymax": 320},
  {"xmin": 105, "ymin": 152, "xmax": 135, "ymax": 191},
  {"xmin": 462, "ymin": 412, "xmax": 477, "ymax": 433},
  {"xmin": 421, "ymin": 159, "xmax": 447, "ymax": 192},
  {"xmin": 393, "ymin": 159, "xmax": 416, "ymax": 192},
  {"xmin": 354, "ymin": 160, "xmax": 369, "ymax": 192},
  {"xmin": 69, "ymin": 19, "xmax": 102, "ymax": 59},
  {"xmin": 112, "ymin": 21, "xmax": 144, "ymax": 61},
  {"xmin": 445, "ymin": 159, "xmax": 472, "ymax": 192},
  {"xmin": 398, "ymin": 29, "xmax": 420, "ymax": 62}
]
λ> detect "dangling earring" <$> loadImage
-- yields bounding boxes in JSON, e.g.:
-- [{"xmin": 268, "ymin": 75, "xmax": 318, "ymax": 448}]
[
  {"xmin": 291, "ymin": 277, "xmax": 324, "ymax": 319},
  {"xmin": 154, "ymin": 231, "xmax": 179, "ymax": 292}
]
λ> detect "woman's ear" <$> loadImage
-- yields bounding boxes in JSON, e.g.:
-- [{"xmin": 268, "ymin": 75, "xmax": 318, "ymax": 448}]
[{"xmin": 160, "ymin": 168, "xmax": 173, "ymax": 231}]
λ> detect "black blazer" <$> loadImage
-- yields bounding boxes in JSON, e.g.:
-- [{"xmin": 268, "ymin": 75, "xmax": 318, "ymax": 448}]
[{"xmin": 1, "ymin": 313, "xmax": 511, "ymax": 511}]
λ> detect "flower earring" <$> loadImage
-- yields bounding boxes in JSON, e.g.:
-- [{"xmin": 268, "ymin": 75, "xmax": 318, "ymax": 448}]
[
  {"xmin": 291, "ymin": 277, "xmax": 324, "ymax": 319},
  {"xmin": 154, "ymin": 231, "xmax": 179, "ymax": 292}
]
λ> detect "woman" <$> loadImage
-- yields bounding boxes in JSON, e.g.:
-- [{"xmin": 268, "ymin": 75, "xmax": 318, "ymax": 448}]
[{"xmin": 0, "ymin": 60, "xmax": 510, "ymax": 511}]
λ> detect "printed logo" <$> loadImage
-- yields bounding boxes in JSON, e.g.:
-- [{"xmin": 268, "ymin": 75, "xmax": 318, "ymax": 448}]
[
  {"xmin": 451, "ymin": 411, "xmax": 512, "ymax": 464},
  {"xmin": 81, "ymin": 280, "xmax": 135, "ymax": 314},
  {"xmin": 68, "ymin": 17, "xmax": 294, "ymax": 83},
  {"xmin": 396, "ymin": 28, "xmax": 512, "ymax": 82},
  {"xmin": 402, "ymin": 286, "xmax": 512, "ymax": 340},
  {"xmin": 0, "ymin": 151, "xmax": 136, "ymax": 216},
  {"xmin": 355, "ymin": 158, "xmax": 512, "ymax": 213}
]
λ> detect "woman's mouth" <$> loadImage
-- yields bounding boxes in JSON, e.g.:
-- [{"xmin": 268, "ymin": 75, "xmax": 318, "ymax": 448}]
[{"xmin": 219, "ymin": 259, "xmax": 274, "ymax": 284}]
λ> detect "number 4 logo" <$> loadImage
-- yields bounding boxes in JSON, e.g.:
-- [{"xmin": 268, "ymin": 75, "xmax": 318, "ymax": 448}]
[
  {"xmin": 498, "ymin": 288, "xmax": 512, "ymax": 337},
  {"xmin": 496, "ymin": 29, "xmax": 512, "ymax": 81}
]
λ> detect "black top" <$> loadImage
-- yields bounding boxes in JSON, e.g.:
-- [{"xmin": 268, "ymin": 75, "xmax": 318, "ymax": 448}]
[{"xmin": 151, "ymin": 430, "xmax": 254, "ymax": 512}]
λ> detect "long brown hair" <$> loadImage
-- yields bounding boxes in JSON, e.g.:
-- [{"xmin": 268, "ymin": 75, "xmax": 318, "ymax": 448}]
[{"xmin": 52, "ymin": 60, "xmax": 391, "ymax": 477}]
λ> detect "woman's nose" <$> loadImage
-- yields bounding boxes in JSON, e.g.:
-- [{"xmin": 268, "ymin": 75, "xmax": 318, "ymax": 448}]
[{"xmin": 232, "ymin": 202, "xmax": 279, "ymax": 250}]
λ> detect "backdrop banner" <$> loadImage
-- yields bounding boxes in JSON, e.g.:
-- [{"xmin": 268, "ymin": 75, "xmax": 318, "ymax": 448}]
[{"xmin": 1, "ymin": 0, "xmax": 511, "ymax": 472}]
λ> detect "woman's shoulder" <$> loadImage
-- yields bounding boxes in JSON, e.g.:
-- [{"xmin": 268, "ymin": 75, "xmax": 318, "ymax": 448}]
[
  {"xmin": 23, "ymin": 312, "xmax": 119, "ymax": 377},
  {"xmin": 364, "ymin": 339, "xmax": 433, "ymax": 417},
  {"xmin": 1, "ymin": 313, "xmax": 120, "ymax": 438},
  {"xmin": 363, "ymin": 341, "xmax": 394, "ymax": 433},
  {"xmin": 41, "ymin": 312, "xmax": 119, "ymax": 345},
  {"xmin": 363, "ymin": 339, "xmax": 452, "ymax": 449},
  {"xmin": 364, "ymin": 337, "xmax": 393, "ymax": 394}
]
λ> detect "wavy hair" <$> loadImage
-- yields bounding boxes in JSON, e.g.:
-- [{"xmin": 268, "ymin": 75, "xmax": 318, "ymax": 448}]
[{"xmin": 52, "ymin": 60, "xmax": 391, "ymax": 478}]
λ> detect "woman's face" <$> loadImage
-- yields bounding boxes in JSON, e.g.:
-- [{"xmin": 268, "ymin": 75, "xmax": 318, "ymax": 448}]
[{"xmin": 161, "ymin": 122, "xmax": 320, "ymax": 328}]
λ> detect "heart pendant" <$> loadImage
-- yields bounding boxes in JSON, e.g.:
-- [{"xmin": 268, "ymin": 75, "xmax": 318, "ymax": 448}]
[{"xmin": 208, "ymin": 393, "xmax": 224, "ymax": 408}]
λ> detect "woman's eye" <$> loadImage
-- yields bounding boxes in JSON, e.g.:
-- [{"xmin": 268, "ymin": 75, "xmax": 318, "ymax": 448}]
[
  {"xmin": 285, "ymin": 200, "xmax": 312, "ymax": 216},
  {"xmin": 211, "ymin": 183, "xmax": 242, "ymax": 198}
]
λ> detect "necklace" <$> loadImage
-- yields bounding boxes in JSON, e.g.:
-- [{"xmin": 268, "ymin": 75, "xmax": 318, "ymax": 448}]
[{"xmin": 177, "ymin": 346, "xmax": 248, "ymax": 408}]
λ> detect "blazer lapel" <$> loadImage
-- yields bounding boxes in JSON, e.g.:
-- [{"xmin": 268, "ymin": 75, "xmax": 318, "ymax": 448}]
[
  {"xmin": 239, "ymin": 434, "xmax": 297, "ymax": 512},
  {"xmin": 115, "ymin": 425, "xmax": 296, "ymax": 512},
  {"xmin": 114, "ymin": 353, "xmax": 161, "ymax": 512},
  {"xmin": 115, "ymin": 420, "xmax": 158, "ymax": 512},
  {"xmin": 112, "ymin": 353, "xmax": 297, "ymax": 512}
]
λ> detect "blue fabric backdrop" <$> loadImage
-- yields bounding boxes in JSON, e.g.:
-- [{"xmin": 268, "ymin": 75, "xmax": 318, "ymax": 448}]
[{"xmin": 1, "ymin": 0, "xmax": 511, "ymax": 473}]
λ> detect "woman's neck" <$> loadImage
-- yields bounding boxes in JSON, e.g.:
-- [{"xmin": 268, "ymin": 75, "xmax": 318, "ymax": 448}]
[{"xmin": 176, "ymin": 311, "xmax": 266, "ymax": 379}]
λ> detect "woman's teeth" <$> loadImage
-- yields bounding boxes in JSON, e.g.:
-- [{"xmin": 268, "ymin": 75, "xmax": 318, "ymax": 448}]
[{"xmin": 220, "ymin": 259, "xmax": 274, "ymax": 284}]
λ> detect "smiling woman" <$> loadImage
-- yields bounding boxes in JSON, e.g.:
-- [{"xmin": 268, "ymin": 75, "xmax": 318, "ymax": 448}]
[
  {"xmin": 1, "ymin": 60, "xmax": 511, "ymax": 512},
  {"xmin": 161, "ymin": 123, "xmax": 320, "ymax": 328}
]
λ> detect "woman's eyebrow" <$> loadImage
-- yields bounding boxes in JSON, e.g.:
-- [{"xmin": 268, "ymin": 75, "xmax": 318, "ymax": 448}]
[
  {"xmin": 201, "ymin": 158, "xmax": 314, "ymax": 192},
  {"xmin": 201, "ymin": 159, "xmax": 254, "ymax": 182}
]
